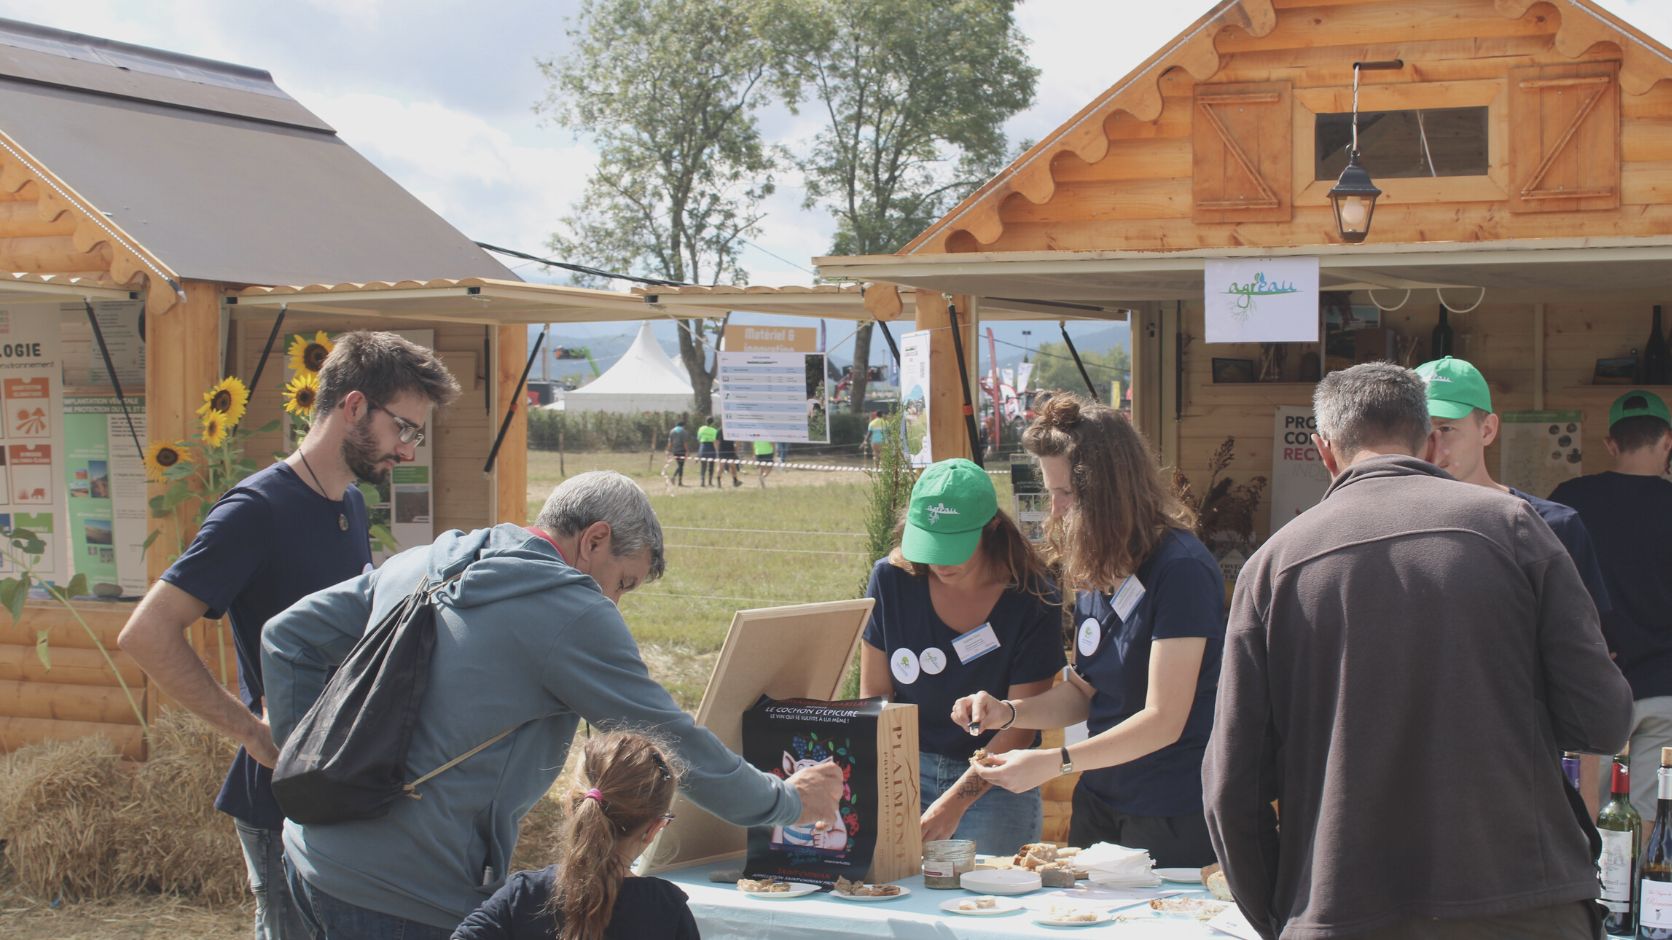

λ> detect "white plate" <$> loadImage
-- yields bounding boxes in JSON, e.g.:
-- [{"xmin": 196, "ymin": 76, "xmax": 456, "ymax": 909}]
[
  {"xmin": 1154, "ymin": 867, "xmax": 1204, "ymax": 884},
  {"xmin": 738, "ymin": 882, "xmax": 820, "ymax": 899},
  {"xmin": 960, "ymin": 868, "xmax": 1043, "ymax": 895},
  {"xmin": 830, "ymin": 885, "xmax": 911, "ymax": 902},
  {"xmin": 940, "ymin": 896, "xmax": 1024, "ymax": 916},
  {"xmin": 1034, "ymin": 911, "xmax": 1113, "ymax": 928}
]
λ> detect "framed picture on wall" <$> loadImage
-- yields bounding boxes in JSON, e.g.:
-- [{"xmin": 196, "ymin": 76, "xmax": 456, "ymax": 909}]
[
  {"xmin": 1212, "ymin": 358, "xmax": 1256, "ymax": 384},
  {"xmin": 1594, "ymin": 356, "xmax": 1637, "ymax": 385}
]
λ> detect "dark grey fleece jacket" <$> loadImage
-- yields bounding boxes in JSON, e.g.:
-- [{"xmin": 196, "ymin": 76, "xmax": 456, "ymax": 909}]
[{"xmin": 1203, "ymin": 455, "xmax": 1632, "ymax": 939}]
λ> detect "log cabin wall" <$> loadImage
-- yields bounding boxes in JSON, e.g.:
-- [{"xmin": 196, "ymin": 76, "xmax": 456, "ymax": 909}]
[{"xmin": 916, "ymin": 0, "xmax": 1672, "ymax": 256}]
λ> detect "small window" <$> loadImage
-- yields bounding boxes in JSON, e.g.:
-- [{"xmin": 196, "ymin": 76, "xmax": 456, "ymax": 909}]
[{"xmin": 1315, "ymin": 107, "xmax": 1489, "ymax": 181}]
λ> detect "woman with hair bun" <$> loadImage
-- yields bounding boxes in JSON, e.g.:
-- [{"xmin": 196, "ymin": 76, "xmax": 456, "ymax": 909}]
[
  {"xmin": 452, "ymin": 731, "xmax": 696, "ymax": 940},
  {"xmin": 952, "ymin": 394, "xmax": 1226, "ymax": 867}
]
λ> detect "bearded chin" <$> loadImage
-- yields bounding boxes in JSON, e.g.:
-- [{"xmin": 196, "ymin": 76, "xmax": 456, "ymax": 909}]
[{"xmin": 343, "ymin": 419, "xmax": 391, "ymax": 484}]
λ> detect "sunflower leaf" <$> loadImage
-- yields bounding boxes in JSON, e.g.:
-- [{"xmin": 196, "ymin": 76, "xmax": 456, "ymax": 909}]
[
  {"xmin": 142, "ymin": 528, "xmax": 161, "ymax": 551},
  {"xmin": 65, "ymin": 574, "xmax": 88, "ymax": 599},
  {"xmin": 252, "ymin": 419, "xmax": 281, "ymax": 435},
  {"xmin": 35, "ymin": 628, "xmax": 49, "ymax": 670},
  {"xmin": 0, "ymin": 578, "xmax": 23, "ymax": 623}
]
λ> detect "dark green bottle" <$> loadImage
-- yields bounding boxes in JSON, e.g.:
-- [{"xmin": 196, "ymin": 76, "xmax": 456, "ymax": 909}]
[{"xmin": 1600, "ymin": 753, "xmax": 1640, "ymax": 935}]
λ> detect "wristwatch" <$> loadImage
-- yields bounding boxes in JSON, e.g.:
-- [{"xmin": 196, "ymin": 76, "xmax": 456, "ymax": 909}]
[{"xmin": 1059, "ymin": 746, "xmax": 1073, "ymax": 775}]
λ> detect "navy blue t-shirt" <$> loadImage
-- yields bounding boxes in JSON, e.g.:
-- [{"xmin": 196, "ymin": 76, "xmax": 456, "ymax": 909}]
[
  {"xmin": 452, "ymin": 866, "xmax": 698, "ymax": 940},
  {"xmin": 1507, "ymin": 487, "xmax": 1610, "ymax": 613},
  {"xmin": 161, "ymin": 461, "xmax": 371, "ymax": 830},
  {"xmin": 1550, "ymin": 472, "xmax": 1672, "ymax": 699},
  {"xmin": 1072, "ymin": 528, "xmax": 1225, "ymax": 818},
  {"xmin": 862, "ymin": 558, "xmax": 1064, "ymax": 758}
]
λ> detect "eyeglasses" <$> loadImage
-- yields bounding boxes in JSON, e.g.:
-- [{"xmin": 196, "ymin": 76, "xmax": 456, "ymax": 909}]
[
  {"xmin": 368, "ymin": 402, "xmax": 426, "ymax": 447},
  {"xmin": 659, "ymin": 813, "xmax": 677, "ymax": 823}
]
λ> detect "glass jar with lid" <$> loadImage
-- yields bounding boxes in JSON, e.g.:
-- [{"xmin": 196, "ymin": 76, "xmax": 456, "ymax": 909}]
[{"xmin": 922, "ymin": 838, "xmax": 977, "ymax": 889}]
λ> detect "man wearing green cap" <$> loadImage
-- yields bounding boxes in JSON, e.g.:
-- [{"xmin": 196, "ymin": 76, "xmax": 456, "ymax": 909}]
[
  {"xmin": 1552, "ymin": 389, "xmax": 1672, "ymax": 819},
  {"xmin": 1415, "ymin": 357, "xmax": 1610, "ymax": 613}
]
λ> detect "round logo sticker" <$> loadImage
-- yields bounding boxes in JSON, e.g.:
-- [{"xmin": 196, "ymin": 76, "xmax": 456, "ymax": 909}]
[
  {"xmin": 1077, "ymin": 617, "xmax": 1102, "ymax": 657},
  {"xmin": 890, "ymin": 648, "xmax": 921, "ymax": 685},
  {"xmin": 920, "ymin": 648, "xmax": 947, "ymax": 676}
]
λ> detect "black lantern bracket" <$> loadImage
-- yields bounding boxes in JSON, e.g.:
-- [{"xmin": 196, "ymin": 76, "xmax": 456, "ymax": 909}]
[{"xmin": 1328, "ymin": 59, "xmax": 1405, "ymax": 243}]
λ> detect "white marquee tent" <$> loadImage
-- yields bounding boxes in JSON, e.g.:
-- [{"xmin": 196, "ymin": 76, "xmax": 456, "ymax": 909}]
[{"xmin": 551, "ymin": 321, "xmax": 694, "ymax": 413}]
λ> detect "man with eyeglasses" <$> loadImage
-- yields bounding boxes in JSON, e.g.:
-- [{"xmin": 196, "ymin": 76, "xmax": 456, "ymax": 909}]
[{"xmin": 120, "ymin": 331, "xmax": 460, "ymax": 940}]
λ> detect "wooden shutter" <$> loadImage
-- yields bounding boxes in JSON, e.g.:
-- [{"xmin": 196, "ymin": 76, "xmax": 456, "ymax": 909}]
[
  {"xmin": 1193, "ymin": 81, "xmax": 1293, "ymax": 224},
  {"xmin": 1509, "ymin": 62, "xmax": 1619, "ymax": 213}
]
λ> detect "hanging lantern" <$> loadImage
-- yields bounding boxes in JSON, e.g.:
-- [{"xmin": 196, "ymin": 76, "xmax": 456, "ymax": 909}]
[{"xmin": 1330, "ymin": 59, "xmax": 1403, "ymax": 244}]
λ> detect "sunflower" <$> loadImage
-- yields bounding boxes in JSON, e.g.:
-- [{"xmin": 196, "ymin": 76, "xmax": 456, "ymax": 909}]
[
  {"xmin": 283, "ymin": 370, "xmax": 320, "ymax": 418},
  {"xmin": 197, "ymin": 376, "xmax": 250, "ymax": 428},
  {"xmin": 143, "ymin": 440, "xmax": 189, "ymax": 483},
  {"xmin": 200, "ymin": 412, "xmax": 228, "ymax": 448},
  {"xmin": 288, "ymin": 330, "xmax": 335, "ymax": 375}
]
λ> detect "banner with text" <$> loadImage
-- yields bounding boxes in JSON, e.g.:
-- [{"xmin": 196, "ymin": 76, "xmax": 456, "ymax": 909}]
[
  {"xmin": 717, "ymin": 351, "xmax": 830, "ymax": 444},
  {"xmin": 898, "ymin": 330, "xmax": 932, "ymax": 467},
  {"xmin": 1205, "ymin": 257, "xmax": 1320, "ymax": 344},
  {"xmin": 0, "ymin": 306, "xmax": 66, "ymax": 579},
  {"xmin": 1270, "ymin": 405, "xmax": 1330, "ymax": 534}
]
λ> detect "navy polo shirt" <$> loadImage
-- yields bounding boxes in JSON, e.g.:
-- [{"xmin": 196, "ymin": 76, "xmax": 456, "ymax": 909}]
[
  {"xmin": 862, "ymin": 558, "xmax": 1064, "ymax": 758},
  {"xmin": 1072, "ymin": 528, "xmax": 1225, "ymax": 818},
  {"xmin": 1550, "ymin": 472, "xmax": 1672, "ymax": 700},
  {"xmin": 161, "ymin": 461, "xmax": 371, "ymax": 830},
  {"xmin": 1507, "ymin": 487, "xmax": 1610, "ymax": 613}
]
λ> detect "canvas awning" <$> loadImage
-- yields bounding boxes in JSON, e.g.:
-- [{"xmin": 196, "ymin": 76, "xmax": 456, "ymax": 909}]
[
  {"xmin": 230, "ymin": 279, "xmax": 698, "ymax": 325},
  {"xmin": 818, "ymin": 236, "xmax": 1672, "ymax": 307},
  {"xmin": 635, "ymin": 283, "xmax": 1120, "ymax": 321}
]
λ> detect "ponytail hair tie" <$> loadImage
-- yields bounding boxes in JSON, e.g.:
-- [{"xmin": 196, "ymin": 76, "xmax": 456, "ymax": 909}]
[{"xmin": 583, "ymin": 788, "xmax": 605, "ymax": 804}]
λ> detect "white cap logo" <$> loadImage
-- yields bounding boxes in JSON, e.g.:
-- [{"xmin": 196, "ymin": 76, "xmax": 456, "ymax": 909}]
[{"xmin": 925, "ymin": 503, "xmax": 960, "ymax": 525}]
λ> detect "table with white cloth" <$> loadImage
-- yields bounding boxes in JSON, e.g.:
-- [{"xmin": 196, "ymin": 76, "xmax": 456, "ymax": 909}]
[{"xmin": 657, "ymin": 863, "xmax": 1252, "ymax": 939}]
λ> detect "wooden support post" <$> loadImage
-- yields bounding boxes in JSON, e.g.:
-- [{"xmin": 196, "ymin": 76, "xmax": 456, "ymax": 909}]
[
  {"xmin": 493, "ymin": 324, "xmax": 529, "ymax": 525},
  {"xmin": 1130, "ymin": 303, "xmax": 1165, "ymax": 442},
  {"xmin": 1533, "ymin": 303, "xmax": 1547, "ymax": 411},
  {"xmin": 915, "ymin": 291, "xmax": 977, "ymax": 462}
]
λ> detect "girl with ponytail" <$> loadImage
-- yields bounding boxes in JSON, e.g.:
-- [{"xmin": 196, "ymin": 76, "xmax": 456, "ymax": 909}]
[
  {"xmin": 452, "ymin": 731, "xmax": 697, "ymax": 940},
  {"xmin": 952, "ymin": 393, "xmax": 1227, "ymax": 868}
]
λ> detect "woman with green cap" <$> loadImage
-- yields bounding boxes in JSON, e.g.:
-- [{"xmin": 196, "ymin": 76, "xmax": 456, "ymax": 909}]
[
  {"xmin": 953, "ymin": 394, "xmax": 1224, "ymax": 868},
  {"xmin": 859, "ymin": 458, "xmax": 1064, "ymax": 855}
]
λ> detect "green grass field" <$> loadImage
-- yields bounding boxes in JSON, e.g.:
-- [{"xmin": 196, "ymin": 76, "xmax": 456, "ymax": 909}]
[{"xmin": 526, "ymin": 450, "xmax": 878, "ymax": 708}]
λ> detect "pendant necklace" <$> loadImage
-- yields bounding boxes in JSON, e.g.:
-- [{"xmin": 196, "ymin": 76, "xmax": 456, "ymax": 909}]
[{"xmin": 296, "ymin": 449, "xmax": 349, "ymax": 531}]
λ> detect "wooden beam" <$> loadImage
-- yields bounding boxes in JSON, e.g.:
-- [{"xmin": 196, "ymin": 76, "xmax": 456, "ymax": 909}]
[
  {"xmin": 1, "ymin": 234, "xmax": 111, "ymax": 272},
  {"xmin": 914, "ymin": 290, "xmax": 976, "ymax": 462},
  {"xmin": 493, "ymin": 324, "xmax": 529, "ymax": 526},
  {"xmin": 0, "ymin": 715, "xmax": 144, "ymax": 760}
]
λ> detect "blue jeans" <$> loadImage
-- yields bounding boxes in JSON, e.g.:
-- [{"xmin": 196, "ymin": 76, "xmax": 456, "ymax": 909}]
[
  {"xmin": 920, "ymin": 751, "xmax": 1042, "ymax": 856},
  {"xmin": 285, "ymin": 861, "xmax": 453, "ymax": 940},
  {"xmin": 233, "ymin": 819, "xmax": 311, "ymax": 940}
]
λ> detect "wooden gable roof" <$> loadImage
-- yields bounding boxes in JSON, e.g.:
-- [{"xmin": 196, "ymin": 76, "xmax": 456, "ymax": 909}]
[{"xmin": 904, "ymin": 0, "xmax": 1672, "ymax": 257}]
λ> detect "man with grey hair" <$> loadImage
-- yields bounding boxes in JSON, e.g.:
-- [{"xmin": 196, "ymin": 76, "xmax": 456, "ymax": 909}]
[
  {"xmin": 262, "ymin": 471, "xmax": 842, "ymax": 938},
  {"xmin": 1203, "ymin": 362, "xmax": 1631, "ymax": 940}
]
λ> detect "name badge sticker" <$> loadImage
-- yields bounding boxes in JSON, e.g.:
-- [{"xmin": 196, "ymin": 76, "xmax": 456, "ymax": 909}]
[
  {"xmin": 920, "ymin": 647, "xmax": 948, "ymax": 675},
  {"xmin": 1076, "ymin": 617, "xmax": 1101, "ymax": 657},
  {"xmin": 951, "ymin": 623, "xmax": 1002, "ymax": 665},
  {"xmin": 890, "ymin": 648, "xmax": 921, "ymax": 685},
  {"xmin": 1112, "ymin": 576, "xmax": 1147, "ymax": 622}
]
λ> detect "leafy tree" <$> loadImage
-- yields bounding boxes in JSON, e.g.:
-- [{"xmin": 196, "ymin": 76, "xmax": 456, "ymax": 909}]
[
  {"xmin": 761, "ymin": 0, "xmax": 1037, "ymax": 413},
  {"xmin": 1028, "ymin": 340, "xmax": 1131, "ymax": 404},
  {"xmin": 537, "ymin": 0, "xmax": 777, "ymax": 414}
]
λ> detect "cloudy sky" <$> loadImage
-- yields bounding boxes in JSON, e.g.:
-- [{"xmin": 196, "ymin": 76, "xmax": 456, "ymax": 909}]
[
  {"xmin": 3, "ymin": 0, "xmax": 1669, "ymax": 358},
  {"xmin": 11, "ymin": 0, "xmax": 1668, "ymax": 287}
]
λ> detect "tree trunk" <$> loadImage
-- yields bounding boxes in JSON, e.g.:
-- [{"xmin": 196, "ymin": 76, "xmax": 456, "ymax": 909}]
[
  {"xmin": 677, "ymin": 318, "xmax": 715, "ymax": 416},
  {"xmin": 848, "ymin": 321, "xmax": 874, "ymax": 414}
]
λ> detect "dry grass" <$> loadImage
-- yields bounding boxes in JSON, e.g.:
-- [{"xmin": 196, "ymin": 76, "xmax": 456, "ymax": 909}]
[
  {"xmin": 114, "ymin": 710, "xmax": 245, "ymax": 904},
  {"xmin": 0, "ymin": 736, "xmax": 130, "ymax": 901}
]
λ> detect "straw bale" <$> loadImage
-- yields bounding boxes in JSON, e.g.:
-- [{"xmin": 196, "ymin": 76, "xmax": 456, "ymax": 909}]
[
  {"xmin": 0, "ymin": 734, "xmax": 130, "ymax": 899},
  {"xmin": 113, "ymin": 709, "xmax": 244, "ymax": 903}
]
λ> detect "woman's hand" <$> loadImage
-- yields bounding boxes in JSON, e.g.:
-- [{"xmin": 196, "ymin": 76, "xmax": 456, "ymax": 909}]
[
  {"xmin": 950, "ymin": 691, "xmax": 1005, "ymax": 734},
  {"xmin": 971, "ymin": 748, "xmax": 1059, "ymax": 794},
  {"xmin": 920, "ymin": 794, "xmax": 968, "ymax": 843}
]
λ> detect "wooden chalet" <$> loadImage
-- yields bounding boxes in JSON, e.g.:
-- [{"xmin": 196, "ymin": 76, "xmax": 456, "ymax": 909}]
[{"xmin": 821, "ymin": 0, "xmax": 1672, "ymax": 560}]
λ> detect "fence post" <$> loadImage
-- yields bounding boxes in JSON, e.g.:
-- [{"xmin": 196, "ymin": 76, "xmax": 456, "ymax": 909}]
[{"xmin": 559, "ymin": 428, "xmax": 566, "ymax": 479}]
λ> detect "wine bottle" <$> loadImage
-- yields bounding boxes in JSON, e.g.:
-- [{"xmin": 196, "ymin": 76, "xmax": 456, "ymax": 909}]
[
  {"xmin": 1638, "ymin": 747, "xmax": 1672, "ymax": 939},
  {"xmin": 1602, "ymin": 753, "xmax": 1642, "ymax": 935},
  {"xmin": 1563, "ymin": 751, "xmax": 1581, "ymax": 790},
  {"xmin": 1431, "ymin": 306, "xmax": 1454, "ymax": 359},
  {"xmin": 1645, "ymin": 306, "xmax": 1671, "ymax": 386}
]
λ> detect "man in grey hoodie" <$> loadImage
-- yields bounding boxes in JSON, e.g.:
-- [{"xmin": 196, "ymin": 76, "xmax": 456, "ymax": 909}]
[
  {"xmin": 1203, "ymin": 362, "xmax": 1631, "ymax": 940},
  {"xmin": 263, "ymin": 471, "xmax": 841, "ymax": 938}
]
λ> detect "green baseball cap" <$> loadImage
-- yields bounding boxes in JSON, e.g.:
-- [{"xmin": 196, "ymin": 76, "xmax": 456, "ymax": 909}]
[
  {"xmin": 901, "ymin": 458, "xmax": 998, "ymax": 566},
  {"xmin": 1415, "ymin": 356, "xmax": 1493, "ymax": 420},
  {"xmin": 1610, "ymin": 389, "xmax": 1672, "ymax": 429}
]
